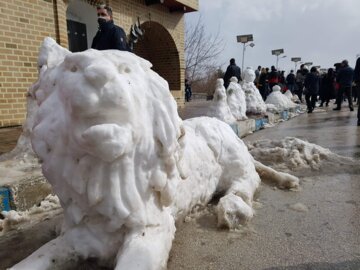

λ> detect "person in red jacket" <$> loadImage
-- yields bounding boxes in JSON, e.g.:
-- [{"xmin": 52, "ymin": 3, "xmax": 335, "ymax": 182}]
[{"xmin": 268, "ymin": 66, "xmax": 279, "ymax": 91}]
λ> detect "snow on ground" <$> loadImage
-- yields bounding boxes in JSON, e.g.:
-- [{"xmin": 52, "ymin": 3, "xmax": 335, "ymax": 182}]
[
  {"xmin": 241, "ymin": 68, "xmax": 267, "ymax": 114},
  {"xmin": 265, "ymin": 85, "xmax": 297, "ymax": 113},
  {"xmin": 247, "ymin": 137, "xmax": 356, "ymax": 171},
  {"xmin": 284, "ymin": 89, "xmax": 300, "ymax": 103},
  {"xmin": 0, "ymin": 195, "xmax": 60, "ymax": 234}
]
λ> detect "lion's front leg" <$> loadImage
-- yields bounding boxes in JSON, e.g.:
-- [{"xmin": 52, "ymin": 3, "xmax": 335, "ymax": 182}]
[
  {"xmin": 253, "ymin": 160, "xmax": 299, "ymax": 189},
  {"xmin": 9, "ymin": 236, "xmax": 78, "ymax": 270},
  {"xmin": 115, "ymin": 213, "xmax": 176, "ymax": 270}
]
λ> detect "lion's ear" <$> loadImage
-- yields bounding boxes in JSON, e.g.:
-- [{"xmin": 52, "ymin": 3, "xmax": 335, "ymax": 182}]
[{"xmin": 38, "ymin": 37, "xmax": 70, "ymax": 69}]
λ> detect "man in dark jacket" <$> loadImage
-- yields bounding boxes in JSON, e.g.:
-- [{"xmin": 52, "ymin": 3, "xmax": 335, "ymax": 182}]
[
  {"xmin": 91, "ymin": 5, "xmax": 131, "ymax": 51},
  {"xmin": 354, "ymin": 57, "xmax": 360, "ymax": 125},
  {"xmin": 223, "ymin": 58, "xmax": 241, "ymax": 89},
  {"xmin": 304, "ymin": 66, "xmax": 320, "ymax": 113},
  {"xmin": 334, "ymin": 60, "xmax": 354, "ymax": 111},
  {"xmin": 286, "ymin": 70, "xmax": 296, "ymax": 93}
]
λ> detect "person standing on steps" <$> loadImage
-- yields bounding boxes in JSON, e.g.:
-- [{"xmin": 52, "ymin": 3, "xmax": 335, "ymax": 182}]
[{"xmin": 91, "ymin": 4, "xmax": 131, "ymax": 51}]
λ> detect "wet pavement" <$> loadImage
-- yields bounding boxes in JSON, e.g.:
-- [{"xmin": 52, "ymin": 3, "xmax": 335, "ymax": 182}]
[
  {"xmin": 0, "ymin": 101, "xmax": 359, "ymax": 270},
  {"xmin": 168, "ymin": 102, "xmax": 360, "ymax": 270}
]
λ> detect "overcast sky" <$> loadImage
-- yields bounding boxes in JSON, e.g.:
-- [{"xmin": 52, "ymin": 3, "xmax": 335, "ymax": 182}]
[{"xmin": 185, "ymin": 0, "xmax": 360, "ymax": 72}]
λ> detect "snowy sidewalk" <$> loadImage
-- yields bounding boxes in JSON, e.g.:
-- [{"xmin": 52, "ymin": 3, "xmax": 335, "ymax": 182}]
[{"xmin": 168, "ymin": 104, "xmax": 360, "ymax": 270}]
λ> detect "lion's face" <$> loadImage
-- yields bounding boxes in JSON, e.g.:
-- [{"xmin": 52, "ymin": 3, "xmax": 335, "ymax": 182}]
[{"xmin": 31, "ymin": 39, "xmax": 184, "ymax": 230}]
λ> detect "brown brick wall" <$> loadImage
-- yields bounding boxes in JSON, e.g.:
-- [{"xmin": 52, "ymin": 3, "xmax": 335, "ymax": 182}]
[
  {"xmin": 0, "ymin": 0, "xmax": 56, "ymax": 127},
  {"xmin": 0, "ymin": 0, "xmax": 197, "ymax": 127}
]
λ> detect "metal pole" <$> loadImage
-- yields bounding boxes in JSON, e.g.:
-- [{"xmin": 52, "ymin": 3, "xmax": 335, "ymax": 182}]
[
  {"xmin": 276, "ymin": 55, "xmax": 279, "ymax": 70},
  {"xmin": 242, "ymin": 43, "xmax": 246, "ymax": 71}
]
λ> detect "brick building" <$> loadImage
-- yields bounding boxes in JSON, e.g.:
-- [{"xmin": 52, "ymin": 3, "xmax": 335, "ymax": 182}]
[{"xmin": 0, "ymin": 0, "xmax": 198, "ymax": 127}]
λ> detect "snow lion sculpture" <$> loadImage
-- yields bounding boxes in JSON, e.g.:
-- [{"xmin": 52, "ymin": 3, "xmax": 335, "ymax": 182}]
[{"xmin": 11, "ymin": 38, "xmax": 299, "ymax": 270}]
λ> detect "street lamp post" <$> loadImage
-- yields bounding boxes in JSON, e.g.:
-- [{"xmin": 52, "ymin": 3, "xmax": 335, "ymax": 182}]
[
  {"xmin": 271, "ymin": 49, "xmax": 285, "ymax": 70},
  {"xmin": 291, "ymin": 57, "xmax": 301, "ymax": 72},
  {"xmin": 277, "ymin": 55, "xmax": 287, "ymax": 70},
  {"xmin": 237, "ymin": 34, "xmax": 254, "ymax": 71}
]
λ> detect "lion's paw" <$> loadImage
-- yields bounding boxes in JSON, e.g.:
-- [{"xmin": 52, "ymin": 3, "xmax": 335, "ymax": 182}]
[{"xmin": 216, "ymin": 193, "xmax": 254, "ymax": 229}]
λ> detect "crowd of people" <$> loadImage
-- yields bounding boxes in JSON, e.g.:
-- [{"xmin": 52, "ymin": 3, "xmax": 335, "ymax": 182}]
[
  {"xmin": 221, "ymin": 58, "xmax": 360, "ymax": 126},
  {"xmin": 92, "ymin": 3, "xmax": 360, "ymax": 127}
]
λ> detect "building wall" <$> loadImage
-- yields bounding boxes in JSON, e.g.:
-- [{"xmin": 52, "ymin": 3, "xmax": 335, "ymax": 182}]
[
  {"xmin": 0, "ymin": 0, "xmax": 57, "ymax": 127},
  {"xmin": 176, "ymin": 0, "xmax": 198, "ymax": 10},
  {"xmin": 109, "ymin": 0, "xmax": 186, "ymax": 102},
  {"xmin": 0, "ymin": 0, "xmax": 194, "ymax": 127}
]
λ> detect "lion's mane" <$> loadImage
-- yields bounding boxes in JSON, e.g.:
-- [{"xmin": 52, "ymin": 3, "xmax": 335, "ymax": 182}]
[{"xmin": 31, "ymin": 38, "xmax": 184, "ymax": 258}]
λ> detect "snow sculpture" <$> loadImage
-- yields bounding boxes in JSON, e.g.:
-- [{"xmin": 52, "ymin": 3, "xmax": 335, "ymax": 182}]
[
  {"xmin": 266, "ymin": 85, "xmax": 297, "ymax": 112},
  {"xmin": 284, "ymin": 89, "xmax": 300, "ymax": 103},
  {"xmin": 11, "ymin": 38, "xmax": 299, "ymax": 270},
  {"xmin": 241, "ymin": 67, "xmax": 267, "ymax": 114},
  {"xmin": 226, "ymin": 77, "xmax": 247, "ymax": 120},
  {"xmin": 207, "ymin": 79, "xmax": 236, "ymax": 123}
]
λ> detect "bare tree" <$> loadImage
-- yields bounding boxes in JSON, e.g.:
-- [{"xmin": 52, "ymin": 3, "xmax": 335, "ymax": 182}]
[{"xmin": 185, "ymin": 16, "xmax": 225, "ymax": 86}]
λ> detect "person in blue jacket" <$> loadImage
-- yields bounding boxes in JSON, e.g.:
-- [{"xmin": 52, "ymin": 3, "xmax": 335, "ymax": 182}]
[{"xmin": 91, "ymin": 5, "xmax": 131, "ymax": 51}]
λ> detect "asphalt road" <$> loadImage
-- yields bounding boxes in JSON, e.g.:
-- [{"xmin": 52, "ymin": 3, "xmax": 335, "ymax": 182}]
[{"xmin": 168, "ymin": 103, "xmax": 360, "ymax": 270}]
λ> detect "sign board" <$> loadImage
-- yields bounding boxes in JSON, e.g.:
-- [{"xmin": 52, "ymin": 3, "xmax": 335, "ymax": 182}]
[
  {"xmin": 291, "ymin": 57, "xmax": 301, "ymax": 62},
  {"xmin": 272, "ymin": 49, "xmax": 284, "ymax": 56},
  {"xmin": 237, "ymin": 34, "xmax": 253, "ymax": 43},
  {"xmin": 304, "ymin": 62, "xmax": 313, "ymax": 66}
]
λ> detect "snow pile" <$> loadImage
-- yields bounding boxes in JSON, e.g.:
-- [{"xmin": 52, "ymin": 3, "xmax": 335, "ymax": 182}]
[
  {"xmin": 247, "ymin": 137, "xmax": 354, "ymax": 171},
  {"xmin": 265, "ymin": 85, "xmax": 297, "ymax": 112},
  {"xmin": 289, "ymin": 203, "xmax": 308, "ymax": 212},
  {"xmin": 12, "ymin": 38, "xmax": 299, "ymax": 270},
  {"xmin": 284, "ymin": 89, "xmax": 300, "ymax": 103},
  {"xmin": 0, "ymin": 210, "xmax": 29, "ymax": 233},
  {"xmin": 0, "ymin": 195, "xmax": 60, "ymax": 234},
  {"xmin": 207, "ymin": 79, "xmax": 236, "ymax": 123},
  {"xmin": 241, "ymin": 68, "xmax": 267, "ymax": 114},
  {"xmin": 226, "ymin": 77, "xmax": 247, "ymax": 120}
]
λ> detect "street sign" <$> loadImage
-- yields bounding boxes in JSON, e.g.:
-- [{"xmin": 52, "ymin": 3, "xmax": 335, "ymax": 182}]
[
  {"xmin": 291, "ymin": 57, "xmax": 301, "ymax": 62},
  {"xmin": 304, "ymin": 62, "xmax": 313, "ymax": 66},
  {"xmin": 272, "ymin": 49, "xmax": 284, "ymax": 56},
  {"xmin": 237, "ymin": 34, "xmax": 253, "ymax": 43}
]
